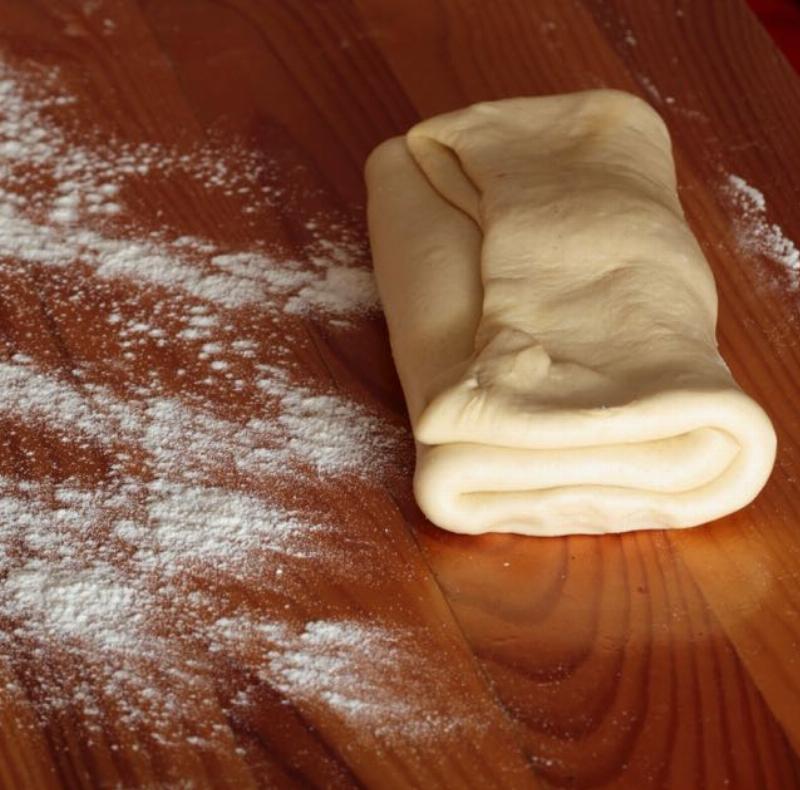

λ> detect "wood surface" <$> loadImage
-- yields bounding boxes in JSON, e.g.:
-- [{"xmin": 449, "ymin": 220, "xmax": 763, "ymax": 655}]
[{"xmin": 0, "ymin": 0, "xmax": 799, "ymax": 788}]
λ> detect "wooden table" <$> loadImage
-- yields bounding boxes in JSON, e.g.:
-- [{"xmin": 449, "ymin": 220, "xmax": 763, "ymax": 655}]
[{"xmin": 0, "ymin": 1, "xmax": 799, "ymax": 788}]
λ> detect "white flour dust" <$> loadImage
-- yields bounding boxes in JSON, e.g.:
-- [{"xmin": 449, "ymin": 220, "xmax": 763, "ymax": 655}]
[
  {"xmin": 0, "ymin": 53, "xmax": 469, "ymax": 755},
  {"xmin": 262, "ymin": 619, "xmax": 478, "ymax": 739},
  {"xmin": 0, "ymin": 63, "xmax": 378, "ymax": 317},
  {"xmin": 204, "ymin": 614, "xmax": 484, "ymax": 741},
  {"xmin": 724, "ymin": 173, "xmax": 800, "ymax": 286}
]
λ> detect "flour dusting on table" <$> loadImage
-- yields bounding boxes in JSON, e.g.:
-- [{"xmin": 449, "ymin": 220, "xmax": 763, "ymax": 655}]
[
  {"xmin": 724, "ymin": 173, "xmax": 800, "ymax": 286},
  {"xmin": 207, "ymin": 615, "xmax": 481, "ymax": 739},
  {"xmin": 0, "ymin": 62, "xmax": 378, "ymax": 317},
  {"xmin": 0, "ymin": 54, "xmax": 481, "ymax": 754}
]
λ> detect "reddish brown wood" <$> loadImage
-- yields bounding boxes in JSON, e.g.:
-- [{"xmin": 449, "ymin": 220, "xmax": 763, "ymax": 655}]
[{"xmin": 0, "ymin": 0, "xmax": 798, "ymax": 787}]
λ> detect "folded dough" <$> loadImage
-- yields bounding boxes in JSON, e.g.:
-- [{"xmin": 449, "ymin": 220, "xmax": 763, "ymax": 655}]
[{"xmin": 365, "ymin": 90, "xmax": 776, "ymax": 536}]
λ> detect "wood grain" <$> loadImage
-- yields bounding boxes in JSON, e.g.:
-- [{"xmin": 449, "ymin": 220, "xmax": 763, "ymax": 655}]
[{"xmin": 0, "ymin": 0, "xmax": 798, "ymax": 788}]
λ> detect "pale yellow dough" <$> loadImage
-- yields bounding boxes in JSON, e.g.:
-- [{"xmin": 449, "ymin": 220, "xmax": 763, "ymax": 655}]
[{"xmin": 365, "ymin": 90, "xmax": 776, "ymax": 536}]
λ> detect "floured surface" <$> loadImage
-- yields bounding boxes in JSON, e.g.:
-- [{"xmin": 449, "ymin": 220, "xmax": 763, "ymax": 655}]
[
  {"xmin": 723, "ymin": 173, "xmax": 800, "ymax": 288},
  {"xmin": 1, "ymin": 0, "xmax": 800, "ymax": 787},
  {"xmin": 0, "ymin": 53, "xmax": 499, "ymax": 764}
]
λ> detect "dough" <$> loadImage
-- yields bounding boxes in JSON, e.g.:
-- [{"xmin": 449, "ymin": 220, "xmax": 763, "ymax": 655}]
[{"xmin": 365, "ymin": 90, "xmax": 776, "ymax": 536}]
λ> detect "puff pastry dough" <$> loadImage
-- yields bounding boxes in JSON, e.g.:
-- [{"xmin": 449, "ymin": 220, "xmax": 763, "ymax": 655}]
[{"xmin": 366, "ymin": 90, "xmax": 776, "ymax": 536}]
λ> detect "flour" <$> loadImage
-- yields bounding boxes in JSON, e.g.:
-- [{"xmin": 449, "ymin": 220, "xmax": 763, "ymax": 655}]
[
  {"xmin": 0, "ymin": 360, "xmax": 114, "ymax": 441},
  {"xmin": 205, "ymin": 616, "xmax": 484, "ymax": 739},
  {"xmin": 4, "ymin": 560, "xmax": 147, "ymax": 651},
  {"xmin": 1, "ymin": 357, "xmax": 403, "ymax": 488},
  {"xmin": 0, "ymin": 203, "xmax": 376, "ymax": 314},
  {"xmin": 0, "ymin": 53, "xmax": 445, "ymax": 753},
  {"xmin": 285, "ymin": 266, "xmax": 379, "ymax": 316},
  {"xmin": 637, "ymin": 74, "xmax": 662, "ymax": 104},
  {"xmin": 724, "ymin": 173, "xmax": 800, "ymax": 286},
  {"xmin": 257, "ymin": 368, "xmax": 405, "ymax": 477},
  {"xmin": 0, "ymin": 60, "xmax": 379, "ymax": 318},
  {"xmin": 135, "ymin": 481, "xmax": 324, "ymax": 573},
  {"xmin": 264, "ymin": 620, "xmax": 467, "ymax": 737}
]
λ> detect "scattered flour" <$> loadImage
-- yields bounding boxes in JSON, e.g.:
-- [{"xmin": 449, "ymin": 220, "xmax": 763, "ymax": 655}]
[
  {"xmin": 724, "ymin": 173, "xmax": 800, "ymax": 286},
  {"xmin": 4, "ymin": 560, "xmax": 148, "ymax": 652},
  {"xmin": 0, "ymin": 53, "xmax": 447, "ymax": 756},
  {"xmin": 136, "ymin": 481, "xmax": 324, "ymax": 573},
  {"xmin": 637, "ymin": 74, "xmax": 662, "ymax": 104},
  {"xmin": 285, "ymin": 266, "xmax": 378, "ymax": 316},
  {"xmin": 0, "ymin": 359, "xmax": 115, "ymax": 441},
  {"xmin": 257, "ymin": 367, "xmax": 404, "ymax": 476},
  {"xmin": 264, "ymin": 620, "xmax": 472, "ymax": 737},
  {"xmin": 0, "ymin": 61, "xmax": 378, "ymax": 317},
  {"xmin": 0, "ymin": 356, "xmax": 404, "ymax": 485},
  {"xmin": 206, "ymin": 616, "xmax": 483, "ymax": 740}
]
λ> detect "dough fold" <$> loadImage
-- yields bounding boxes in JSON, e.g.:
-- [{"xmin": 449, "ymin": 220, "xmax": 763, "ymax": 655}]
[{"xmin": 365, "ymin": 90, "xmax": 776, "ymax": 536}]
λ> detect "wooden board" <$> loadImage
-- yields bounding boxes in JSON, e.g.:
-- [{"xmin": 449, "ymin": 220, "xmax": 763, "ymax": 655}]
[{"xmin": 0, "ymin": 0, "xmax": 799, "ymax": 787}]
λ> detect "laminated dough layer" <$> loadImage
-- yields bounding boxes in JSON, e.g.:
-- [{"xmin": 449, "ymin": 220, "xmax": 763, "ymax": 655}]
[{"xmin": 365, "ymin": 90, "xmax": 776, "ymax": 537}]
